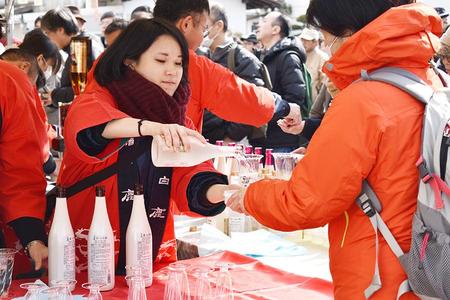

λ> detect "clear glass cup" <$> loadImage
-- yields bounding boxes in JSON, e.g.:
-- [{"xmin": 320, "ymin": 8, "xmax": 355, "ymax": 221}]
[
  {"xmin": 271, "ymin": 153, "xmax": 297, "ymax": 180},
  {"xmin": 0, "ymin": 248, "xmax": 18, "ymax": 298},
  {"xmin": 190, "ymin": 265, "xmax": 212, "ymax": 300},
  {"xmin": 19, "ymin": 282, "xmax": 45, "ymax": 300},
  {"xmin": 40, "ymin": 287, "xmax": 64, "ymax": 300},
  {"xmin": 82, "ymin": 283, "xmax": 103, "ymax": 300},
  {"xmin": 126, "ymin": 275, "xmax": 147, "ymax": 300},
  {"xmin": 213, "ymin": 263, "xmax": 234, "ymax": 300},
  {"xmin": 163, "ymin": 263, "xmax": 190, "ymax": 300},
  {"xmin": 51, "ymin": 279, "xmax": 77, "ymax": 299}
]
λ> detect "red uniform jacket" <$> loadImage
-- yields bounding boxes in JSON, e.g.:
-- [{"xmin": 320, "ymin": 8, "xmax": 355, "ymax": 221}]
[
  {"xmin": 59, "ymin": 79, "xmax": 219, "ymax": 273},
  {"xmin": 0, "ymin": 61, "xmax": 47, "ymax": 273},
  {"xmin": 87, "ymin": 50, "xmax": 276, "ymax": 133}
]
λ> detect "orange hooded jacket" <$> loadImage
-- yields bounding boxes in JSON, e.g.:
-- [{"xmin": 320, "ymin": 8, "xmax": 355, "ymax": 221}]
[{"xmin": 243, "ymin": 4, "xmax": 444, "ymax": 299}]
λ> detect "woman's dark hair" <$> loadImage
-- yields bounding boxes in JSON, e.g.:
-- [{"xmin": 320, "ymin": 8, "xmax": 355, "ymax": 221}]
[
  {"xmin": 41, "ymin": 8, "xmax": 79, "ymax": 36},
  {"xmin": 306, "ymin": 0, "xmax": 415, "ymax": 37},
  {"xmin": 20, "ymin": 29, "xmax": 62, "ymax": 74},
  {"xmin": 95, "ymin": 18, "xmax": 190, "ymax": 87}
]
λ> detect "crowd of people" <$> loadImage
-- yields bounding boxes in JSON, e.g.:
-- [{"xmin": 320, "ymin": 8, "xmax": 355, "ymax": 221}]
[{"xmin": 0, "ymin": 0, "xmax": 449, "ymax": 298}]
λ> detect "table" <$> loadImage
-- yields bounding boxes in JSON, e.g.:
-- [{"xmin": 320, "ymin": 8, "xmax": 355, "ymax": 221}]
[{"xmin": 7, "ymin": 251, "xmax": 333, "ymax": 299}]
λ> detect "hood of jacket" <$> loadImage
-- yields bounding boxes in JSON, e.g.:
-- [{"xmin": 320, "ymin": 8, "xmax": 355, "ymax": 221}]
[
  {"xmin": 263, "ymin": 36, "xmax": 307, "ymax": 63},
  {"xmin": 323, "ymin": 3, "xmax": 442, "ymax": 90}
]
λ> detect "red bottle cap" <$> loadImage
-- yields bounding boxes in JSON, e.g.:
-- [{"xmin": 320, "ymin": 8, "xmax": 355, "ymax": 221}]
[
  {"xmin": 215, "ymin": 140, "xmax": 223, "ymax": 146},
  {"xmin": 245, "ymin": 146, "xmax": 253, "ymax": 154},
  {"xmin": 265, "ymin": 149, "xmax": 273, "ymax": 166},
  {"xmin": 254, "ymin": 147, "xmax": 263, "ymax": 155}
]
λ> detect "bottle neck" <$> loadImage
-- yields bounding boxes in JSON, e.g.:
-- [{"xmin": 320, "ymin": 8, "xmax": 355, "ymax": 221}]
[
  {"xmin": 93, "ymin": 196, "xmax": 108, "ymax": 221},
  {"xmin": 54, "ymin": 197, "xmax": 70, "ymax": 221},
  {"xmin": 131, "ymin": 194, "xmax": 146, "ymax": 218}
]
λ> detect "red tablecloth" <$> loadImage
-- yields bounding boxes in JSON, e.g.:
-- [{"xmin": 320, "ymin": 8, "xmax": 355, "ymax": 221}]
[{"xmin": 7, "ymin": 251, "xmax": 333, "ymax": 299}]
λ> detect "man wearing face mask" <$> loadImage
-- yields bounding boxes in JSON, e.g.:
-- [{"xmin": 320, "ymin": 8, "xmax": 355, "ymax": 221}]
[
  {"xmin": 1, "ymin": 49, "xmax": 57, "ymax": 176},
  {"xmin": 201, "ymin": 4, "xmax": 271, "ymax": 145}
]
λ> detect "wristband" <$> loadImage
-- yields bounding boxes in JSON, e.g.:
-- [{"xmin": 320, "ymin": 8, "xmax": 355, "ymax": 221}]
[{"xmin": 137, "ymin": 119, "xmax": 145, "ymax": 137}]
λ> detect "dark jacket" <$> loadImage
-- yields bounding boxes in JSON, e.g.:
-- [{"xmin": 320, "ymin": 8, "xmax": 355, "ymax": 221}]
[
  {"xmin": 202, "ymin": 40, "xmax": 266, "ymax": 144},
  {"xmin": 51, "ymin": 46, "xmax": 74, "ymax": 105},
  {"xmin": 262, "ymin": 37, "xmax": 307, "ymax": 149}
]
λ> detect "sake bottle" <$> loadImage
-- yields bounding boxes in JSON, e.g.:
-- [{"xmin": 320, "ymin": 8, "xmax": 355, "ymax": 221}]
[
  {"xmin": 213, "ymin": 141, "xmax": 227, "ymax": 174},
  {"xmin": 88, "ymin": 186, "xmax": 115, "ymax": 291},
  {"xmin": 48, "ymin": 186, "xmax": 76, "ymax": 290},
  {"xmin": 151, "ymin": 136, "xmax": 239, "ymax": 167},
  {"xmin": 264, "ymin": 149, "xmax": 275, "ymax": 176},
  {"xmin": 126, "ymin": 184, "xmax": 153, "ymax": 287}
]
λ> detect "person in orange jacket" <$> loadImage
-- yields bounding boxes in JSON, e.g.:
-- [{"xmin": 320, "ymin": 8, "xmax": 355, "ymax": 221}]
[
  {"xmin": 227, "ymin": 1, "xmax": 445, "ymax": 299},
  {"xmin": 0, "ymin": 60, "xmax": 48, "ymax": 274}
]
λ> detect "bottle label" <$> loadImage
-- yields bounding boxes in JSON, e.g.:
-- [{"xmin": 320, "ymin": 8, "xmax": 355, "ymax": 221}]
[
  {"xmin": 89, "ymin": 236, "xmax": 113, "ymax": 285},
  {"xmin": 229, "ymin": 213, "xmax": 246, "ymax": 233},
  {"xmin": 137, "ymin": 233, "xmax": 153, "ymax": 278},
  {"xmin": 64, "ymin": 237, "xmax": 76, "ymax": 280}
]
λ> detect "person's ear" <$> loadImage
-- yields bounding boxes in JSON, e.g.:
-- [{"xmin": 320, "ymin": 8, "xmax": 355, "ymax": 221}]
[
  {"xmin": 176, "ymin": 15, "xmax": 194, "ymax": 34},
  {"xmin": 216, "ymin": 20, "xmax": 224, "ymax": 32},
  {"xmin": 17, "ymin": 61, "xmax": 31, "ymax": 72},
  {"xmin": 272, "ymin": 24, "xmax": 281, "ymax": 36},
  {"xmin": 124, "ymin": 58, "xmax": 136, "ymax": 70}
]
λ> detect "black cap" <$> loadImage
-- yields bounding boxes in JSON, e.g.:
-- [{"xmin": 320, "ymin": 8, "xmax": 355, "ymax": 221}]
[
  {"xmin": 435, "ymin": 7, "xmax": 449, "ymax": 18},
  {"xmin": 241, "ymin": 33, "xmax": 258, "ymax": 44},
  {"xmin": 134, "ymin": 184, "xmax": 144, "ymax": 195},
  {"xmin": 57, "ymin": 186, "xmax": 66, "ymax": 198},
  {"xmin": 96, "ymin": 186, "xmax": 105, "ymax": 197}
]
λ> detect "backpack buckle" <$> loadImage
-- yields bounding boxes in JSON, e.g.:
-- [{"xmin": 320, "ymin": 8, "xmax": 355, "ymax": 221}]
[
  {"xmin": 358, "ymin": 194, "xmax": 376, "ymax": 218},
  {"xmin": 416, "ymin": 157, "xmax": 432, "ymax": 183}
]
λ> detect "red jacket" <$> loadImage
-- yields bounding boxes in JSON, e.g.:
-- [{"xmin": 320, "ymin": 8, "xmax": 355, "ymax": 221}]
[
  {"xmin": 59, "ymin": 79, "xmax": 219, "ymax": 272},
  {"xmin": 243, "ymin": 4, "xmax": 443, "ymax": 299},
  {"xmin": 87, "ymin": 51, "xmax": 276, "ymax": 132},
  {"xmin": 186, "ymin": 50, "xmax": 274, "ymax": 131},
  {"xmin": 0, "ymin": 61, "xmax": 47, "ymax": 272}
]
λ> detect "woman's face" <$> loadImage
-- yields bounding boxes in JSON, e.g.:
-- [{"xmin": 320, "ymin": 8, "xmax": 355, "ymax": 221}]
[
  {"xmin": 133, "ymin": 34, "xmax": 183, "ymax": 96},
  {"xmin": 321, "ymin": 30, "xmax": 349, "ymax": 56}
]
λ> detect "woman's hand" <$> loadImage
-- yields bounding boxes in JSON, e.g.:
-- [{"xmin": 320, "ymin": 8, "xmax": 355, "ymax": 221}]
[
  {"xmin": 277, "ymin": 119, "xmax": 305, "ymax": 135},
  {"xmin": 28, "ymin": 241, "xmax": 48, "ymax": 270},
  {"xmin": 206, "ymin": 184, "xmax": 241, "ymax": 204},
  {"xmin": 143, "ymin": 121, "xmax": 206, "ymax": 151},
  {"xmin": 226, "ymin": 187, "xmax": 248, "ymax": 215}
]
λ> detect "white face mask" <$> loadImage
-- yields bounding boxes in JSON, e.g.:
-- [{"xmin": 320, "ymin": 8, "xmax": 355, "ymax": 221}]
[{"xmin": 202, "ymin": 35, "xmax": 215, "ymax": 48}]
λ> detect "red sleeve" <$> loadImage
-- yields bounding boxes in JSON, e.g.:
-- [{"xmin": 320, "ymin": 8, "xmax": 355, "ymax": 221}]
[
  {"xmin": 187, "ymin": 50, "xmax": 275, "ymax": 131},
  {"xmin": 0, "ymin": 62, "xmax": 46, "ymax": 223},
  {"xmin": 63, "ymin": 86, "xmax": 129, "ymax": 164},
  {"xmin": 170, "ymin": 118, "xmax": 221, "ymax": 213}
]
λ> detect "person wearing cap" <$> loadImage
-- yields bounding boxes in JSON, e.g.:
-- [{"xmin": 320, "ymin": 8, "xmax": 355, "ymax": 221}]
[
  {"xmin": 435, "ymin": 7, "xmax": 449, "ymax": 31},
  {"xmin": 438, "ymin": 27, "xmax": 450, "ymax": 73},
  {"xmin": 241, "ymin": 33, "xmax": 260, "ymax": 57},
  {"xmin": 300, "ymin": 27, "xmax": 329, "ymax": 101},
  {"xmin": 66, "ymin": 6, "xmax": 104, "ymax": 59}
]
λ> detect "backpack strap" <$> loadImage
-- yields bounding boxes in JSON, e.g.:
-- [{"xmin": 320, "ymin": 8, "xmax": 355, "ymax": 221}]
[
  {"xmin": 360, "ymin": 67, "xmax": 434, "ymax": 105},
  {"xmin": 227, "ymin": 44, "xmax": 238, "ymax": 73},
  {"xmin": 357, "ymin": 181, "xmax": 411, "ymax": 299}
]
